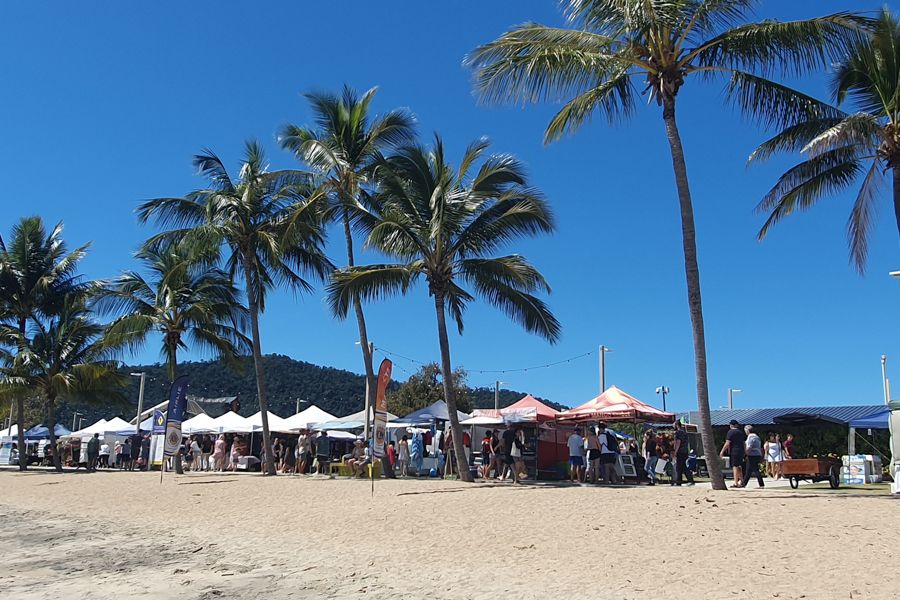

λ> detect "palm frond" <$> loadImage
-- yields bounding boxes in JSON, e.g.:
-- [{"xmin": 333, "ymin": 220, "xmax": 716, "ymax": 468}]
[
  {"xmin": 847, "ymin": 159, "xmax": 883, "ymax": 273},
  {"xmin": 326, "ymin": 264, "xmax": 420, "ymax": 319}
]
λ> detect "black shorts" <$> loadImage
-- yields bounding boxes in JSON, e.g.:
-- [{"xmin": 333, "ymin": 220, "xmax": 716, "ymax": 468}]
[
  {"xmin": 588, "ymin": 449, "xmax": 600, "ymax": 460},
  {"xmin": 317, "ymin": 455, "xmax": 330, "ymax": 464},
  {"xmin": 729, "ymin": 452, "xmax": 745, "ymax": 467},
  {"xmin": 600, "ymin": 453, "xmax": 616, "ymax": 464},
  {"xmin": 504, "ymin": 454, "xmax": 514, "ymax": 465}
]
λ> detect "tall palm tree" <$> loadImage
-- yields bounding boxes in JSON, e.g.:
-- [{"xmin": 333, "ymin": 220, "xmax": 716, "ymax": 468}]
[
  {"xmin": 96, "ymin": 243, "xmax": 250, "ymax": 381},
  {"xmin": 327, "ymin": 136, "xmax": 560, "ymax": 482},
  {"xmin": 0, "ymin": 217, "xmax": 87, "ymax": 470},
  {"xmin": 466, "ymin": 0, "xmax": 868, "ymax": 490},
  {"xmin": 752, "ymin": 8, "xmax": 900, "ymax": 272},
  {"xmin": 0, "ymin": 295, "xmax": 128, "ymax": 472},
  {"xmin": 137, "ymin": 141, "xmax": 332, "ymax": 475},
  {"xmin": 280, "ymin": 86, "xmax": 415, "ymax": 427}
]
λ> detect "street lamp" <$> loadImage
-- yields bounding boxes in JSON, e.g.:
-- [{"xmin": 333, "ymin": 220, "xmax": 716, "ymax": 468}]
[
  {"xmin": 71, "ymin": 411, "xmax": 83, "ymax": 431},
  {"xmin": 655, "ymin": 386, "xmax": 669, "ymax": 412},
  {"xmin": 295, "ymin": 398, "xmax": 310, "ymax": 414},
  {"xmin": 494, "ymin": 380, "xmax": 506, "ymax": 411},
  {"xmin": 599, "ymin": 345, "xmax": 613, "ymax": 394},
  {"xmin": 727, "ymin": 387, "xmax": 742, "ymax": 410},
  {"xmin": 130, "ymin": 372, "xmax": 146, "ymax": 435}
]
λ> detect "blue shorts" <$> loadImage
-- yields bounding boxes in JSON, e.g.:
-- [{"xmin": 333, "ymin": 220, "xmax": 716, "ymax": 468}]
[{"xmin": 569, "ymin": 456, "xmax": 584, "ymax": 466}]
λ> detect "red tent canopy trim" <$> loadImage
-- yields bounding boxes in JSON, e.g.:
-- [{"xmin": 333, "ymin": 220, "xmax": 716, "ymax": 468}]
[{"xmin": 557, "ymin": 386, "xmax": 675, "ymax": 423}]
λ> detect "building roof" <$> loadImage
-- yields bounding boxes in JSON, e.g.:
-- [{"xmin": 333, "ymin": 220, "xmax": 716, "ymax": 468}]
[{"xmin": 681, "ymin": 405, "xmax": 886, "ymax": 427}]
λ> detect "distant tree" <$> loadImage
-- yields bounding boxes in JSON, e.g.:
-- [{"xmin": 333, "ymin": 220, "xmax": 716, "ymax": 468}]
[
  {"xmin": 0, "ymin": 217, "xmax": 87, "ymax": 470},
  {"xmin": 138, "ymin": 141, "xmax": 333, "ymax": 475},
  {"xmin": 387, "ymin": 362, "xmax": 472, "ymax": 416}
]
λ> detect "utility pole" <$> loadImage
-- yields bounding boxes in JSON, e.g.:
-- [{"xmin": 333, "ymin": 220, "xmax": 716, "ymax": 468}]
[
  {"xmin": 363, "ymin": 341, "xmax": 374, "ymax": 440},
  {"xmin": 655, "ymin": 386, "xmax": 669, "ymax": 412},
  {"xmin": 727, "ymin": 387, "xmax": 742, "ymax": 411},
  {"xmin": 72, "ymin": 411, "xmax": 82, "ymax": 431},
  {"xmin": 882, "ymin": 355, "xmax": 890, "ymax": 406},
  {"xmin": 494, "ymin": 381, "xmax": 502, "ymax": 411},
  {"xmin": 599, "ymin": 345, "xmax": 612, "ymax": 395},
  {"xmin": 131, "ymin": 372, "xmax": 146, "ymax": 434}
]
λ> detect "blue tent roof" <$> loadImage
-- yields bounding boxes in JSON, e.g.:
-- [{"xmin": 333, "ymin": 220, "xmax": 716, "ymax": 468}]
[
  {"xmin": 393, "ymin": 400, "xmax": 469, "ymax": 424},
  {"xmin": 682, "ymin": 405, "xmax": 885, "ymax": 427},
  {"xmin": 24, "ymin": 424, "xmax": 72, "ymax": 440},
  {"xmin": 849, "ymin": 409, "xmax": 891, "ymax": 429}
]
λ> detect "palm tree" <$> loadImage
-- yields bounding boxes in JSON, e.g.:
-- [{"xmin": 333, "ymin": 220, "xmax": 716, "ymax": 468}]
[
  {"xmin": 0, "ymin": 295, "xmax": 128, "ymax": 472},
  {"xmin": 752, "ymin": 8, "xmax": 900, "ymax": 272},
  {"xmin": 279, "ymin": 86, "xmax": 415, "ymax": 429},
  {"xmin": 137, "ymin": 141, "xmax": 332, "ymax": 475},
  {"xmin": 327, "ymin": 136, "xmax": 560, "ymax": 482},
  {"xmin": 0, "ymin": 217, "xmax": 87, "ymax": 470},
  {"xmin": 466, "ymin": 0, "xmax": 868, "ymax": 490},
  {"xmin": 96, "ymin": 243, "xmax": 250, "ymax": 381}
]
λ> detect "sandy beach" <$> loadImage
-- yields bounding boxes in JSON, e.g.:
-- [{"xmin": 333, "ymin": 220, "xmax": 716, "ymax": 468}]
[{"xmin": 1, "ymin": 469, "xmax": 896, "ymax": 600}]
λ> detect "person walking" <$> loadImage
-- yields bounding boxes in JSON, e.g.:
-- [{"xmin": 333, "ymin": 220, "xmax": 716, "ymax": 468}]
[
  {"xmin": 672, "ymin": 421, "xmax": 695, "ymax": 486},
  {"xmin": 397, "ymin": 434, "xmax": 411, "ymax": 477},
  {"xmin": 489, "ymin": 430, "xmax": 502, "ymax": 480},
  {"xmin": 742, "ymin": 425, "xmax": 765, "ymax": 488},
  {"xmin": 99, "ymin": 440, "xmax": 111, "ymax": 469},
  {"xmin": 585, "ymin": 426, "xmax": 601, "ymax": 483},
  {"xmin": 567, "ymin": 427, "xmax": 585, "ymax": 483},
  {"xmin": 114, "ymin": 440, "xmax": 123, "ymax": 469},
  {"xmin": 598, "ymin": 423, "xmax": 618, "ymax": 485},
  {"xmin": 644, "ymin": 430, "xmax": 659, "ymax": 486},
  {"xmin": 121, "ymin": 438, "xmax": 132, "ymax": 470},
  {"xmin": 480, "ymin": 430, "xmax": 493, "ymax": 479},
  {"xmin": 719, "ymin": 420, "xmax": 746, "ymax": 488},
  {"xmin": 783, "ymin": 433, "xmax": 795, "ymax": 460},
  {"xmin": 501, "ymin": 426, "xmax": 516, "ymax": 482},
  {"xmin": 296, "ymin": 431, "xmax": 310, "ymax": 475},
  {"xmin": 190, "ymin": 436, "xmax": 202, "ymax": 471},
  {"xmin": 510, "ymin": 427, "xmax": 527, "ymax": 483},
  {"xmin": 764, "ymin": 433, "xmax": 784, "ymax": 480},
  {"xmin": 384, "ymin": 441, "xmax": 397, "ymax": 478},
  {"xmin": 315, "ymin": 431, "xmax": 331, "ymax": 476},
  {"xmin": 200, "ymin": 435, "xmax": 213, "ymax": 471},
  {"xmin": 86, "ymin": 433, "xmax": 100, "ymax": 472},
  {"xmin": 212, "ymin": 434, "xmax": 226, "ymax": 471}
]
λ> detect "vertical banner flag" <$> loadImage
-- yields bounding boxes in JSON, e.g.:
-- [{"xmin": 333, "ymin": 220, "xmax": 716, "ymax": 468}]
[
  {"xmin": 163, "ymin": 376, "xmax": 189, "ymax": 457},
  {"xmin": 152, "ymin": 410, "xmax": 166, "ymax": 435},
  {"xmin": 372, "ymin": 359, "xmax": 392, "ymax": 458}
]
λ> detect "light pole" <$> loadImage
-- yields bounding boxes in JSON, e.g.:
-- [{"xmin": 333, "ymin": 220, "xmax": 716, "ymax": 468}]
[
  {"xmin": 494, "ymin": 380, "xmax": 506, "ymax": 411},
  {"xmin": 295, "ymin": 398, "xmax": 309, "ymax": 414},
  {"xmin": 882, "ymin": 355, "xmax": 890, "ymax": 406},
  {"xmin": 727, "ymin": 387, "xmax": 742, "ymax": 410},
  {"xmin": 599, "ymin": 345, "xmax": 612, "ymax": 395},
  {"xmin": 655, "ymin": 386, "xmax": 669, "ymax": 412},
  {"xmin": 355, "ymin": 341, "xmax": 375, "ymax": 440},
  {"xmin": 71, "ymin": 411, "xmax": 83, "ymax": 431},
  {"xmin": 131, "ymin": 372, "xmax": 145, "ymax": 435}
]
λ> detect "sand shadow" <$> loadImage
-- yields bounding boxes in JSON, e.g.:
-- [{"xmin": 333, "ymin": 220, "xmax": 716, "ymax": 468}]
[{"xmin": 175, "ymin": 479, "xmax": 236, "ymax": 486}]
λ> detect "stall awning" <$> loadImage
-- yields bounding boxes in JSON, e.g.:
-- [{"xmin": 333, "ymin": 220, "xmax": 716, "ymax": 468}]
[
  {"xmin": 849, "ymin": 409, "xmax": 891, "ymax": 429},
  {"xmin": 557, "ymin": 386, "xmax": 675, "ymax": 423}
]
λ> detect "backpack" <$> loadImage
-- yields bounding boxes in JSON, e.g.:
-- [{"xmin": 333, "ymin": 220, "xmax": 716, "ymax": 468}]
[{"xmin": 605, "ymin": 432, "xmax": 618, "ymax": 452}]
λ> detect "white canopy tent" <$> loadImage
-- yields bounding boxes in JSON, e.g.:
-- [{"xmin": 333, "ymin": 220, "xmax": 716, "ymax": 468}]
[
  {"xmin": 182, "ymin": 413, "xmax": 218, "ymax": 435},
  {"xmin": 1, "ymin": 424, "xmax": 18, "ymax": 440},
  {"xmin": 283, "ymin": 405, "xmax": 336, "ymax": 431},
  {"xmin": 211, "ymin": 411, "xmax": 253, "ymax": 433},
  {"xmin": 341, "ymin": 407, "xmax": 398, "ymax": 423},
  {"xmin": 103, "ymin": 417, "xmax": 132, "ymax": 432},
  {"xmin": 246, "ymin": 411, "xmax": 293, "ymax": 433},
  {"xmin": 65, "ymin": 418, "xmax": 109, "ymax": 438}
]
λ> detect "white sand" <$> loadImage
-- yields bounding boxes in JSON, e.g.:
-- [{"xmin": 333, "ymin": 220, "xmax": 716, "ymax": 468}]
[{"xmin": 1, "ymin": 469, "xmax": 896, "ymax": 599}]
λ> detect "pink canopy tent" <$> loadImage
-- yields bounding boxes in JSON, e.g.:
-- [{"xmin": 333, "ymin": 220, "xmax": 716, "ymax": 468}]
[{"xmin": 557, "ymin": 386, "xmax": 675, "ymax": 423}]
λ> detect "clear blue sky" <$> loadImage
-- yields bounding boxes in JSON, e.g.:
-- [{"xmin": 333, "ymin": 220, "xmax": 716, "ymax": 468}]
[{"xmin": 3, "ymin": 1, "xmax": 898, "ymax": 412}]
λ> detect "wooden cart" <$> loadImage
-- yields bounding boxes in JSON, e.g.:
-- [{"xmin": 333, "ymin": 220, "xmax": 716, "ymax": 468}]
[{"xmin": 781, "ymin": 457, "xmax": 841, "ymax": 489}]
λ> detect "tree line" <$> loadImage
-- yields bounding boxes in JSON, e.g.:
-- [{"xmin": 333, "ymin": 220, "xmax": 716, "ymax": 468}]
[{"xmin": 3, "ymin": 3, "xmax": 898, "ymax": 489}]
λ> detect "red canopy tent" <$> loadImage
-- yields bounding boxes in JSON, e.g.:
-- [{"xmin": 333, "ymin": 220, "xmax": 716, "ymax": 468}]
[{"xmin": 557, "ymin": 386, "xmax": 675, "ymax": 423}]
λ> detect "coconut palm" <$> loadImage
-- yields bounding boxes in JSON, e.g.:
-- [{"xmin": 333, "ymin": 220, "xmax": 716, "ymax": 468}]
[
  {"xmin": 0, "ymin": 217, "xmax": 87, "ymax": 470},
  {"xmin": 137, "ymin": 141, "xmax": 333, "ymax": 475},
  {"xmin": 466, "ymin": 0, "xmax": 868, "ymax": 490},
  {"xmin": 280, "ymin": 86, "xmax": 415, "ymax": 426},
  {"xmin": 0, "ymin": 294, "xmax": 128, "ymax": 472},
  {"xmin": 327, "ymin": 136, "xmax": 560, "ymax": 482},
  {"xmin": 752, "ymin": 8, "xmax": 900, "ymax": 272},
  {"xmin": 96, "ymin": 242, "xmax": 251, "ymax": 381}
]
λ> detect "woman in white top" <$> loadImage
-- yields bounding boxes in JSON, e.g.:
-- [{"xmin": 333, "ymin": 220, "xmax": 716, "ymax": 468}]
[
  {"xmin": 764, "ymin": 432, "xmax": 783, "ymax": 480},
  {"xmin": 190, "ymin": 437, "xmax": 202, "ymax": 471}
]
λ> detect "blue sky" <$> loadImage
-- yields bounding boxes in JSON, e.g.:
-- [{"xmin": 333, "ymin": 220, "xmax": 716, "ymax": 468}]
[{"xmin": 3, "ymin": 1, "xmax": 898, "ymax": 412}]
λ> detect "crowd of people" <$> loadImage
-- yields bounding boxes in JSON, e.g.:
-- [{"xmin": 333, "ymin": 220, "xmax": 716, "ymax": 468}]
[{"xmin": 720, "ymin": 420, "xmax": 796, "ymax": 488}]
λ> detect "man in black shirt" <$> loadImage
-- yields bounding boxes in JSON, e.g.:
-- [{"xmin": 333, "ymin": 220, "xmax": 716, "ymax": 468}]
[
  {"xmin": 672, "ymin": 421, "xmax": 694, "ymax": 486},
  {"xmin": 719, "ymin": 420, "xmax": 746, "ymax": 488},
  {"xmin": 501, "ymin": 427, "xmax": 516, "ymax": 481}
]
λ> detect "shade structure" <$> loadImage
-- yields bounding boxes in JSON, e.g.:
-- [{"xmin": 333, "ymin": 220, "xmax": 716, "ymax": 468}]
[
  {"xmin": 1, "ymin": 424, "xmax": 19, "ymax": 438},
  {"xmin": 340, "ymin": 407, "xmax": 399, "ymax": 423},
  {"xmin": 117, "ymin": 416, "xmax": 153, "ymax": 436},
  {"xmin": 505, "ymin": 395, "xmax": 560, "ymax": 422},
  {"xmin": 283, "ymin": 405, "xmax": 337, "ymax": 431},
  {"xmin": 325, "ymin": 430, "xmax": 361, "ymax": 441},
  {"xmin": 849, "ymin": 409, "xmax": 891, "ymax": 429},
  {"xmin": 210, "ymin": 411, "xmax": 253, "ymax": 433},
  {"xmin": 460, "ymin": 415, "xmax": 506, "ymax": 426},
  {"xmin": 102, "ymin": 417, "xmax": 132, "ymax": 433},
  {"xmin": 773, "ymin": 412, "xmax": 845, "ymax": 426},
  {"xmin": 66, "ymin": 419, "xmax": 109, "ymax": 438},
  {"xmin": 392, "ymin": 400, "xmax": 469, "ymax": 425},
  {"xmin": 557, "ymin": 386, "xmax": 675, "ymax": 423},
  {"xmin": 24, "ymin": 424, "xmax": 72, "ymax": 440},
  {"xmin": 246, "ymin": 411, "xmax": 293, "ymax": 433},
  {"xmin": 313, "ymin": 419, "xmax": 365, "ymax": 431},
  {"xmin": 182, "ymin": 413, "xmax": 218, "ymax": 434}
]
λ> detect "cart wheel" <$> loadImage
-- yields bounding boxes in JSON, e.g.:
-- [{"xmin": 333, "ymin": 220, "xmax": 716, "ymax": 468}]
[
  {"xmin": 789, "ymin": 476, "xmax": 799, "ymax": 489},
  {"xmin": 829, "ymin": 466, "xmax": 840, "ymax": 489}
]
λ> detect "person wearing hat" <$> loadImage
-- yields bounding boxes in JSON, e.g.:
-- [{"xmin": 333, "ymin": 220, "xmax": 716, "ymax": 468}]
[
  {"xmin": 719, "ymin": 419, "xmax": 746, "ymax": 488},
  {"xmin": 567, "ymin": 427, "xmax": 585, "ymax": 483}
]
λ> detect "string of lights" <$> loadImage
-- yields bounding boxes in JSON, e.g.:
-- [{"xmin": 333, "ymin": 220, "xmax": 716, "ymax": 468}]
[{"xmin": 374, "ymin": 345, "xmax": 595, "ymax": 376}]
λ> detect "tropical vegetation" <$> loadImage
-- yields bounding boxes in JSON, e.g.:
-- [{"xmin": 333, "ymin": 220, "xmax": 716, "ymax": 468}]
[
  {"xmin": 465, "ymin": 0, "xmax": 870, "ymax": 490},
  {"xmin": 327, "ymin": 135, "xmax": 560, "ymax": 481}
]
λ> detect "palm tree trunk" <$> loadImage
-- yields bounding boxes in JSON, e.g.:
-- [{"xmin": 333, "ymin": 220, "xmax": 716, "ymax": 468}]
[
  {"xmin": 433, "ymin": 294, "xmax": 473, "ymax": 482},
  {"xmin": 242, "ymin": 253, "xmax": 276, "ymax": 476},
  {"xmin": 167, "ymin": 348, "xmax": 184, "ymax": 474},
  {"xmin": 342, "ymin": 209, "xmax": 377, "ymax": 430},
  {"xmin": 16, "ymin": 317, "xmax": 27, "ymax": 471},
  {"xmin": 661, "ymin": 97, "xmax": 726, "ymax": 491},
  {"xmin": 45, "ymin": 396, "xmax": 62, "ymax": 472},
  {"xmin": 893, "ymin": 166, "xmax": 900, "ymax": 241}
]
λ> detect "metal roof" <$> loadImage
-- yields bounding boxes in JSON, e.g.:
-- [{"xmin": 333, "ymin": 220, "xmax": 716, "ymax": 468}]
[{"xmin": 680, "ymin": 405, "xmax": 886, "ymax": 427}]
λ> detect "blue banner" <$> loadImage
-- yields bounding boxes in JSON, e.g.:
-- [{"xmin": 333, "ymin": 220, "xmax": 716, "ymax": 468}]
[
  {"xmin": 152, "ymin": 410, "xmax": 166, "ymax": 435},
  {"xmin": 163, "ymin": 376, "xmax": 189, "ymax": 457}
]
